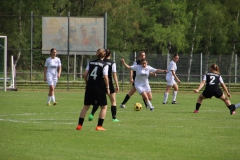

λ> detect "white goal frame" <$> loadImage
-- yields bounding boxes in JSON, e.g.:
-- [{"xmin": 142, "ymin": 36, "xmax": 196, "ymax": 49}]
[{"xmin": 0, "ymin": 36, "xmax": 16, "ymax": 91}]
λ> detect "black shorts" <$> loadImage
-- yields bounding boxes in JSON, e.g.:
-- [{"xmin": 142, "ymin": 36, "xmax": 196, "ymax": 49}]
[
  {"xmin": 84, "ymin": 85, "xmax": 107, "ymax": 106},
  {"xmin": 202, "ymin": 87, "xmax": 223, "ymax": 98},
  {"xmin": 108, "ymin": 81, "xmax": 116, "ymax": 94}
]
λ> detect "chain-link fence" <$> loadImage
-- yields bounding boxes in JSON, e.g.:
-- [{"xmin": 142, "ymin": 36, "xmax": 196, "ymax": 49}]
[{"xmin": 4, "ymin": 51, "xmax": 239, "ymax": 84}]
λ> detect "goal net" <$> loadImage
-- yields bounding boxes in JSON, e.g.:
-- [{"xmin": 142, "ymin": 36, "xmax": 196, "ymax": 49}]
[{"xmin": 0, "ymin": 36, "xmax": 17, "ymax": 91}]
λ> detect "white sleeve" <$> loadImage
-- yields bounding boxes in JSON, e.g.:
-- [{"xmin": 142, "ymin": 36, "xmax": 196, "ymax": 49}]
[
  {"xmin": 112, "ymin": 63, "xmax": 117, "ymax": 73},
  {"xmin": 130, "ymin": 65, "xmax": 137, "ymax": 71},
  {"xmin": 148, "ymin": 66, "xmax": 157, "ymax": 73},
  {"xmin": 103, "ymin": 65, "xmax": 109, "ymax": 76},
  {"xmin": 203, "ymin": 75, "xmax": 206, "ymax": 81},
  {"xmin": 169, "ymin": 62, "xmax": 175, "ymax": 71},
  {"xmin": 85, "ymin": 63, "xmax": 89, "ymax": 70},
  {"xmin": 219, "ymin": 76, "xmax": 224, "ymax": 83},
  {"xmin": 44, "ymin": 58, "xmax": 49, "ymax": 67}
]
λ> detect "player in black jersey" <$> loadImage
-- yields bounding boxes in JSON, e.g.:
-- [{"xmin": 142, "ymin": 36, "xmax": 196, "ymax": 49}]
[
  {"xmin": 119, "ymin": 51, "xmax": 155, "ymax": 108},
  {"xmin": 76, "ymin": 48, "xmax": 110, "ymax": 131},
  {"xmin": 88, "ymin": 49, "xmax": 120, "ymax": 122},
  {"xmin": 193, "ymin": 64, "xmax": 236, "ymax": 115}
]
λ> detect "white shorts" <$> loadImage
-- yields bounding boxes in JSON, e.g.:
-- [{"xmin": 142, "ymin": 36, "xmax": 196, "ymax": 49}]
[
  {"xmin": 166, "ymin": 76, "xmax": 176, "ymax": 86},
  {"xmin": 135, "ymin": 84, "xmax": 151, "ymax": 95},
  {"xmin": 47, "ymin": 77, "xmax": 58, "ymax": 88}
]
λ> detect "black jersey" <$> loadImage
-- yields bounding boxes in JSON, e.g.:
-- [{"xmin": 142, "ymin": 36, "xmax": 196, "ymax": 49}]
[
  {"xmin": 202, "ymin": 72, "xmax": 223, "ymax": 98},
  {"xmin": 133, "ymin": 59, "xmax": 141, "ymax": 80},
  {"xmin": 104, "ymin": 59, "xmax": 114, "ymax": 83},
  {"xmin": 87, "ymin": 59, "xmax": 107, "ymax": 86},
  {"xmin": 205, "ymin": 73, "xmax": 221, "ymax": 88}
]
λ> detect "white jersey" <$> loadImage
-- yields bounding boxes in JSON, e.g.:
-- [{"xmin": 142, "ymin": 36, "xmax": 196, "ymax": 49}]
[
  {"xmin": 130, "ymin": 65, "xmax": 157, "ymax": 86},
  {"xmin": 44, "ymin": 57, "xmax": 61, "ymax": 78},
  {"xmin": 166, "ymin": 60, "xmax": 177, "ymax": 79}
]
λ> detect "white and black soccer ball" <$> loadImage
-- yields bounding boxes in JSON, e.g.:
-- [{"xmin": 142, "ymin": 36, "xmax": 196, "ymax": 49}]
[{"xmin": 134, "ymin": 102, "xmax": 142, "ymax": 111}]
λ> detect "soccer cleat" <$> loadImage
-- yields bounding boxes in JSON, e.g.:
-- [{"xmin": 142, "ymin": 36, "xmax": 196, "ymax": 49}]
[
  {"xmin": 150, "ymin": 106, "xmax": 154, "ymax": 111},
  {"xmin": 112, "ymin": 119, "xmax": 120, "ymax": 122},
  {"xmin": 53, "ymin": 102, "xmax": 57, "ymax": 106},
  {"xmin": 162, "ymin": 102, "xmax": 168, "ymax": 104},
  {"xmin": 230, "ymin": 104, "xmax": 236, "ymax": 115},
  {"xmin": 193, "ymin": 110, "xmax": 198, "ymax": 113},
  {"xmin": 47, "ymin": 102, "xmax": 51, "ymax": 106},
  {"xmin": 88, "ymin": 114, "xmax": 94, "ymax": 121},
  {"xmin": 232, "ymin": 111, "xmax": 236, "ymax": 114},
  {"xmin": 76, "ymin": 125, "xmax": 82, "ymax": 130},
  {"xmin": 120, "ymin": 104, "xmax": 126, "ymax": 108},
  {"xmin": 172, "ymin": 101, "xmax": 178, "ymax": 104},
  {"xmin": 96, "ymin": 126, "xmax": 106, "ymax": 131}
]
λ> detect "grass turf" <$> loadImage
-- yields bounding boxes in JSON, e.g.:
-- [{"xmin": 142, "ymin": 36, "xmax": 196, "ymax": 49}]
[{"xmin": 0, "ymin": 90, "xmax": 239, "ymax": 160}]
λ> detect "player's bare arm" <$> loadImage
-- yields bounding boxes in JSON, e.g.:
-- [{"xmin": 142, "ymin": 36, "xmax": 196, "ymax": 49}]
[{"xmin": 194, "ymin": 80, "xmax": 205, "ymax": 93}]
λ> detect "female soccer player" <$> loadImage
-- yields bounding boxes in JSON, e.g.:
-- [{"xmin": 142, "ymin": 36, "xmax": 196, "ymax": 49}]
[
  {"xmin": 193, "ymin": 63, "xmax": 236, "ymax": 115},
  {"xmin": 76, "ymin": 48, "xmax": 110, "ymax": 131},
  {"xmin": 88, "ymin": 49, "xmax": 120, "ymax": 122},
  {"xmin": 121, "ymin": 58, "xmax": 167, "ymax": 111},
  {"xmin": 162, "ymin": 54, "xmax": 181, "ymax": 104},
  {"xmin": 44, "ymin": 48, "xmax": 62, "ymax": 106},
  {"xmin": 119, "ymin": 51, "xmax": 155, "ymax": 108}
]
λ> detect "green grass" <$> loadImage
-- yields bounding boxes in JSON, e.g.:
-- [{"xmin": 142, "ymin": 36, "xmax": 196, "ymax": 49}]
[{"xmin": 0, "ymin": 90, "xmax": 240, "ymax": 160}]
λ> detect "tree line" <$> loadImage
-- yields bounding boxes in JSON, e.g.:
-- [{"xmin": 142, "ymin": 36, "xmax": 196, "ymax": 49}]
[{"xmin": 0, "ymin": 0, "xmax": 239, "ymax": 76}]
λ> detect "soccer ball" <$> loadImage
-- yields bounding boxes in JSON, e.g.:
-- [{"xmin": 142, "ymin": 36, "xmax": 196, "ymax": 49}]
[{"xmin": 134, "ymin": 102, "xmax": 142, "ymax": 111}]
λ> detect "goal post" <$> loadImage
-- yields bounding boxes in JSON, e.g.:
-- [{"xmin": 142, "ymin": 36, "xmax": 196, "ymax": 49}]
[{"xmin": 0, "ymin": 36, "xmax": 17, "ymax": 91}]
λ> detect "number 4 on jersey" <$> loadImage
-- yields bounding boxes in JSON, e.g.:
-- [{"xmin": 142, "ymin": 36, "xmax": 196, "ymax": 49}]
[{"xmin": 90, "ymin": 67, "xmax": 98, "ymax": 80}]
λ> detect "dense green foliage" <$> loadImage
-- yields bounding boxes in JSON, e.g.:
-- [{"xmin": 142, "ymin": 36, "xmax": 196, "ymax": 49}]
[{"xmin": 0, "ymin": 0, "xmax": 239, "ymax": 72}]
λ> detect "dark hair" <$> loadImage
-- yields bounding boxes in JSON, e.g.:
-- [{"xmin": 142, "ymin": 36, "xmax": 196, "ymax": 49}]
[
  {"xmin": 50, "ymin": 48, "xmax": 56, "ymax": 55},
  {"xmin": 138, "ymin": 51, "xmax": 145, "ymax": 56},
  {"xmin": 105, "ymin": 49, "xmax": 111, "ymax": 57},
  {"xmin": 173, "ymin": 54, "xmax": 179, "ymax": 58},
  {"xmin": 140, "ymin": 58, "xmax": 147, "ymax": 63}
]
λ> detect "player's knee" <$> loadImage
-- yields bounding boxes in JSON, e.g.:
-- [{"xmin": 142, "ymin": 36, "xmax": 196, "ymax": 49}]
[{"xmin": 222, "ymin": 97, "xmax": 228, "ymax": 102}]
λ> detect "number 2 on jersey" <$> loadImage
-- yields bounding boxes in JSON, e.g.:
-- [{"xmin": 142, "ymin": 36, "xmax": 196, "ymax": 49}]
[
  {"xmin": 209, "ymin": 76, "xmax": 215, "ymax": 85},
  {"xmin": 90, "ymin": 67, "xmax": 98, "ymax": 80}
]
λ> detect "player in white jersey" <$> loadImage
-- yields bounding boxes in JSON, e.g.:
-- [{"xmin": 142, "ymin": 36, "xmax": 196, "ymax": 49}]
[
  {"xmin": 121, "ymin": 58, "xmax": 167, "ymax": 111},
  {"xmin": 44, "ymin": 48, "xmax": 62, "ymax": 106},
  {"xmin": 162, "ymin": 54, "xmax": 181, "ymax": 104}
]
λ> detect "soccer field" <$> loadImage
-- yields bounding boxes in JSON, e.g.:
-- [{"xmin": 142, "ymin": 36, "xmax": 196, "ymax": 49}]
[{"xmin": 0, "ymin": 90, "xmax": 239, "ymax": 160}]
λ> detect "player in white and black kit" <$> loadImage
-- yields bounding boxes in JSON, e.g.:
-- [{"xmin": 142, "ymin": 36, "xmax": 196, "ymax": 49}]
[
  {"xmin": 44, "ymin": 48, "xmax": 62, "ymax": 106},
  {"xmin": 121, "ymin": 58, "xmax": 167, "ymax": 111},
  {"xmin": 76, "ymin": 48, "xmax": 110, "ymax": 131},
  {"xmin": 119, "ymin": 51, "xmax": 153, "ymax": 108},
  {"xmin": 162, "ymin": 54, "xmax": 181, "ymax": 104},
  {"xmin": 193, "ymin": 64, "xmax": 236, "ymax": 115},
  {"xmin": 88, "ymin": 49, "xmax": 120, "ymax": 122}
]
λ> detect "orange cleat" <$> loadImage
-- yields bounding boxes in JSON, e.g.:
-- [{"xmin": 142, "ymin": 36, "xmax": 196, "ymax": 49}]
[
  {"xmin": 193, "ymin": 110, "xmax": 198, "ymax": 113},
  {"xmin": 76, "ymin": 125, "xmax": 82, "ymax": 130},
  {"xmin": 96, "ymin": 126, "xmax": 106, "ymax": 131}
]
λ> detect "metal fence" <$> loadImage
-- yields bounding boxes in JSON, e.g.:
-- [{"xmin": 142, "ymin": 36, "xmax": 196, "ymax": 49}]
[{"xmin": 4, "ymin": 51, "xmax": 239, "ymax": 84}]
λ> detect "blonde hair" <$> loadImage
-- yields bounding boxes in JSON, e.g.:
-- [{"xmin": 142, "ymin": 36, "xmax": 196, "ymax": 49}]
[
  {"xmin": 210, "ymin": 64, "xmax": 220, "ymax": 74},
  {"xmin": 96, "ymin": 48, "xmax": 106, "ymax": 59}
]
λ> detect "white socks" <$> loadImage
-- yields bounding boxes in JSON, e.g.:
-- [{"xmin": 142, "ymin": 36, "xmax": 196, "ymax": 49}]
[
  {"xmin": 172, "ymin": 91, "xmax": 177, "ymax": 101},
  {"xmin": 51, "ymin": 95, "xmax": 56, "ymax": 103},
  {"xmin": 47, "ymin": 96, "xmax": 51, "ymax": 103},
  {"xmin": 235, "ymin": 103, "xmax": 240, "ymax": 109},
  {"xmin": 163, "ymin": 92, "xmax": 169, "ymax": 103},
  {"xmin": 47, "ymin": 95, "xmax": 55, "ymax": 103},
  {"xmin": 146, "ymin": 100, "xmax": 153, "ymax": 108}
]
